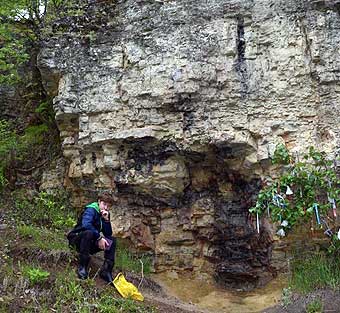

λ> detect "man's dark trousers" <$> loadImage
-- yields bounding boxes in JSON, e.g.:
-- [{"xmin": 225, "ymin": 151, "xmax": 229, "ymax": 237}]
[{"xmin": 68, "ymin": 230, "xmax": 116, "ymax": 261}]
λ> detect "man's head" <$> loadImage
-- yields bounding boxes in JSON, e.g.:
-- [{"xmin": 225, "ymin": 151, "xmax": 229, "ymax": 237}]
[{"xmin": 98, "ymin": 192, "xmax": 116, "ymax": 213}]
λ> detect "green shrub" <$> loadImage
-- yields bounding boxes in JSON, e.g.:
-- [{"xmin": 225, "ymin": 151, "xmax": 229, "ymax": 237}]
[
  {"xmin": 272, "ymin": 143, "xmax": 291, "ymax": 165},
  {"xmin": 0, "ymin": 119, "xmax": 54, "ymax": 191},
  {"xmin": 22, "ymin": 266, "xmax": 50, "ymax": 286},
  {"xmin": 35, "ymin": 100, "xmax": 55, "ymax": 125},
  {"xmin": 35, "ymin": 191, "xmax": 76, "ymax": 228},
  {"xmin": 327, "ymin": 235, "xmax": 340, "ymax": 259},
  {"xmin": 306, "ymin": 298, "xmax": 323, "ymax": 313},
  {"xmin": 250, "ymin": 145, "xmax": 340, "ymax": 235},
  {"xmin": 17, "ymin": 224, "xmax": 40, "ymax": 238},
  {"xmin": 14, "ymin": 190, "xmax": 76, "ymax": 230},
  {"xmin": 21, "ymin": 124, "xmax": 49, "ymax": 147}
]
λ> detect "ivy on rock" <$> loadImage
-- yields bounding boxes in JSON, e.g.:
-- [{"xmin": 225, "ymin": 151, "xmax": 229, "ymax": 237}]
[{"xmin": 250, "ymin": 145, "xmax": 340, "ymax": 238}]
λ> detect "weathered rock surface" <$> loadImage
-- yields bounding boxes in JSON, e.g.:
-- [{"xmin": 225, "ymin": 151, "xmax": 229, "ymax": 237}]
[{"xmin": 38, "ymin": 0, "xmax": 340, "ymax": 289}]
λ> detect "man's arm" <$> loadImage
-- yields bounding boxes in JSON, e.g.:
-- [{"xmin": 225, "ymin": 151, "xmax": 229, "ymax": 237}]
[
  {"xmin": 97, "ymin": 212, "xmax": 112, "ymax": 250},
  {"xmin": 101, "ymin": 212, "xmax": 113, "ymax": 237},
  {"xmin": 81, "ymin": 207, "xmax": 101, "ymax": 240}
]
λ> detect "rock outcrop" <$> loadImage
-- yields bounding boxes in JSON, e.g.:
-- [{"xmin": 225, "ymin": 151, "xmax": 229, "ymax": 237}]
[{"xmin": 38, "ymin": 0, "xmax": 340, "ymax": 289}]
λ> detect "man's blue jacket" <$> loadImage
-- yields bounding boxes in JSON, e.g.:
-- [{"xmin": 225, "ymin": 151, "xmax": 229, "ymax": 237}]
[{"xmin": 68, "ymin": 202, "xmax": 112, "ymax": 240}]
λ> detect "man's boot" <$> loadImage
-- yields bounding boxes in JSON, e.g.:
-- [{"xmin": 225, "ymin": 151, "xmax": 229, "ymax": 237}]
[
  {"xmin": 99, "ymin": 259, "xmax": 114, "ymax": 283},
  {"xmin": 78, "ymin": 254, "xmax": 90, "ymax": 279}
]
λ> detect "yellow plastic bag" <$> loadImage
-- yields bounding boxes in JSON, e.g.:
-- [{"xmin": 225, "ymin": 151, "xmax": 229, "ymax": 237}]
[{"xmin": 113, "ymin": 272, "xmax": 144, "ymax": 301}]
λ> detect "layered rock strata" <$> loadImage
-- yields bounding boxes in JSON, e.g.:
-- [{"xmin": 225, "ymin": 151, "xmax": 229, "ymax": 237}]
[{"xmin": 38, "ymin": 0, "xmax": 340, "ymax": 289}]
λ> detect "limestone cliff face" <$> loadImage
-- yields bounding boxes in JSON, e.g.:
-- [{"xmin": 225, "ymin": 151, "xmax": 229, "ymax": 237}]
[{"xmin": 38, "ymin": 0, "xmax": 340, "ymax": 289}]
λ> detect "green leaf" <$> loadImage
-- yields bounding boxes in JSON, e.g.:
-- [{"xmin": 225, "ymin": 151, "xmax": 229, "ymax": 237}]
[{"xmin": 272, "ymin": 143, "xmax": 291, "ymax": 165}]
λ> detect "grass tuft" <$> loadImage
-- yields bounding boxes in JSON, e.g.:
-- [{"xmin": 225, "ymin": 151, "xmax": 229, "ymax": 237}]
[
  {"xmin": 98, "ymin": 295, "xmax": 157, "ymax": 313},
  {"xmin": 21, "ymin": 265, "xmax": 50, "ymax": 286},
  {"xmin": 305, "ymin": 298, "xmax": 323, "ymax": 313},
  {"xmin": 17, "ymin": 224, "xmax": 69, "ymax": 251},
  {"xmin": 289, "ymin": 252, "xmax": 340, "ymax": 293},
  {"xmin": 116, "ymin": 241, "xmax": 153, "ymax": 275},
  {"xmin": 13, "ymin": 190, "xmax": 76, "ymax": 230}
]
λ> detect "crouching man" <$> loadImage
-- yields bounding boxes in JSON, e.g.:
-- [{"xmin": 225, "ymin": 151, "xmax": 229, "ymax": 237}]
[{"xmin": 67, "ymin": 192, "xmax": 116, "ymax": 283}]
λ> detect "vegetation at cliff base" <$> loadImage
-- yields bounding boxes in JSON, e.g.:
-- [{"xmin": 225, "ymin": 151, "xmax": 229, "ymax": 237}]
[
  {"xmin": 289, "ymin": 252, "xmax": 340, "ymax": 293},
  {"xmin": 0, "ymin": 117, "xmax": 55, "ymax": 191}
]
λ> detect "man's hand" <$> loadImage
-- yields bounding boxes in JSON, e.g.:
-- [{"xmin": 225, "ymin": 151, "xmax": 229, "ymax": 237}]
[
  {"xmin": 98, "ymin": 237, "xmax": 108, "ymax": 250},
  {"xmin": 101, "ymin": 209, "xmax": 109, "ymax": 221}
]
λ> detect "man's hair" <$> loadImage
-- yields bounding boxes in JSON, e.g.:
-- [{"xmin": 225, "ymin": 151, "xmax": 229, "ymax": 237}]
[{"xmin": 98, "ymin": 192, "xmax": 116, "ymax": 205}]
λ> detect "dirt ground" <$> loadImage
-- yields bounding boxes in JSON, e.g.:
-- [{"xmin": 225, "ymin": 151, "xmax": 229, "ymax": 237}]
[
  {"xmin": 115, "ymin": 268, "xmax": 340, "ymax": 313},
  {"xmin": 116, "ymin": 266, "xmax": 340, "ymax": 313},
  {"xmin": 262, "ymin": 288, "xmax": 340, "ymax": 313},
  {"xmin": 142, "ymin": 281, "xmax": 340, "ymax": 313}
]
